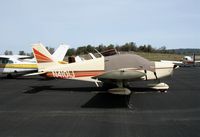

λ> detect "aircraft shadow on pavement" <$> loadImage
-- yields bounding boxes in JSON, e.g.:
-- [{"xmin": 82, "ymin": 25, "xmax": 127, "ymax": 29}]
[
  {"xmin": 24, "ymin": 85, "xmax": 157, "ymax": 94},
  {"xmin": 80, "ymin": 88, "xmax": 158, "ymax": 109},
  {"xmin": 81, "ymin": 93, "xmax": 130, "ymax": 108},
  {"xmin": 24, "ymin": 85, "xmax": 106, "ymax": 94},
  {"xmin": 24, "ymin": 86, "xmax": 54, "ymax": 94},
  {"xmin": 24, "ymin": 85, "xmax": 132, "ymax": 108}
]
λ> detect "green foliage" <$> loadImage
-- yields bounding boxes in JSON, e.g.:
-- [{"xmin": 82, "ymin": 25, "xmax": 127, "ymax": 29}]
[
  {"xmin": 19, "ymin": 51, "xmax": 26, "ymax": 55},
  {"xmin": 10, "ymin": 41, "xmax": 199, "ymax": 57},
  {"xmin": 4, "ymin": 50, "xmax": 13, "ymax": 55},
  {"xmin": 158, "ymin": 46, "xmax": 167, "ymax": 53},
  {"xmin": 107, "ymin": 44, "xmax": 115, "ymax": 50},
  {"xmin": 46, "ymin": 47, "xmax": 55, "ymax": 54},
  {"xmin": 96, "ymin": 44, "xmax": 106, "ymax": 52},
  {"xmin": 66, "ymin": 48, "xmax": 76, "ymax": 56},
  {"xmin": 120, "ymin": 42, "xmax": 137, "ymax": 51},
  {"xmin": 86, "ymin": 45, "xmax": 95, "ymax": 53},
  {"xmin": 65, "ymin": 42, "xmax": 171, "ymax": 55},
  {"xmin": 76, "ymin": 46, "xmax": 87, "ymax": 55}
]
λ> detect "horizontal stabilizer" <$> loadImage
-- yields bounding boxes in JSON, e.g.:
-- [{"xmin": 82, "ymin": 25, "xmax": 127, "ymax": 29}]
[
  {"xmin": 52, "ymin": 44, "xmax": 69, "ymax": 61},
  {"xmin": 32, "ymin": 43, "xmax": 58, "ymax": 71},
  {"xmin": 24, "ymin": 71, "xmax": 46, "ymax": 76}
]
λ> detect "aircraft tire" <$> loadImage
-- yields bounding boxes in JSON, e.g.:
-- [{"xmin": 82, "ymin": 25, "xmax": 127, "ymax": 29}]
[{"xmin": 7, "ymin": 74, "xmax": 13, "ymax": 79}]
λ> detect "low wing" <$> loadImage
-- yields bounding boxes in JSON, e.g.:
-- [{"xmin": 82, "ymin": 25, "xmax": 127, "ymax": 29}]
[
  {"xmin": 18, "ymin": 56, "xmax": 32, "ymax": 59},
  {"xmin": 0, "ymin": 57, "xmax": 9, "ymax": 59},
  {"xmin": 161, "ymin": 60, "xmax": 183, "ymax": 65},
  {"xmin": 93, "ymin": 69, "xmax": 146, "ymax": 80}
]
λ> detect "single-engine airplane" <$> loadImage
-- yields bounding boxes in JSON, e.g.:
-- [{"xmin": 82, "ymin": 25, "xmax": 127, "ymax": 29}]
[
  {"xmin": 28, "ymin": 43, "xmax": 177, "ymax": 95},
  {"xmin": 0, "ymin": 44, "xmax": 69, "ymax": 78},
  {"xmin": 161, "ymin": 53, "xmax": 200, "ymax": 67}
]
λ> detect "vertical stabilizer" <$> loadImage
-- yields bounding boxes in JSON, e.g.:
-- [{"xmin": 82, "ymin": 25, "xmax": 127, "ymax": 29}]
[{"xmin": 32, "ymin": 43, "xmax": 57, "ymax": 71}]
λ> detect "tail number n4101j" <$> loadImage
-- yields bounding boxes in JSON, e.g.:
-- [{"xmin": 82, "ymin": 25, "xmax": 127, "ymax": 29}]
[{"xmin": 52, "ymin": 71, "xmax": 75, "ymax": 79}]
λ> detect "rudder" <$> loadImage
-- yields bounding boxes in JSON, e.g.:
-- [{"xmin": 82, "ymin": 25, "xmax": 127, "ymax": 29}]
[{"xmin": 32, "ymin": 43, "xmax": 57, "ymax": 71}]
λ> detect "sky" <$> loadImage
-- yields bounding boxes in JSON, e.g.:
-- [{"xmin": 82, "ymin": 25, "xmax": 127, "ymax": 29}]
[{"xmin": 0, "ymin": 0, "xmax": 200, "ymax": 54}]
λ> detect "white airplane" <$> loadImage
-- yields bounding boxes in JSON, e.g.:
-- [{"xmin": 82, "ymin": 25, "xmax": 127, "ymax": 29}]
[
  {"xmin": 161, "ymin": 54, "xmax": 200, "ymax": 67},
  {"xmin": 0, "ymin": 44, "xmax": 69, "ymax": 78},
  {"xmin": 27, "ymin": 43, "xmax": 177, "ymax": 95}
]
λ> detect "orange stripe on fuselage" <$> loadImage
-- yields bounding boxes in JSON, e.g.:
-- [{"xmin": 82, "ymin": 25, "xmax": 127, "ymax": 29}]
[{"xmin": 76, "ymin": 71, "xmax": 105, "ymax": 77}]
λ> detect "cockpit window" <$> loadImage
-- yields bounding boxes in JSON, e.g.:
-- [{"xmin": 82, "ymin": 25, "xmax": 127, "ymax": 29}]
[{"xmin": 0, "ymin": 58, "xmax": 9, "ymax": 64}]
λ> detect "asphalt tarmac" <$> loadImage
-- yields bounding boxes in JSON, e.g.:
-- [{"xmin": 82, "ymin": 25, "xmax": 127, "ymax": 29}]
[{"xmin": 0, "ymin": 67, "xmax": 200, "ymax": 137}]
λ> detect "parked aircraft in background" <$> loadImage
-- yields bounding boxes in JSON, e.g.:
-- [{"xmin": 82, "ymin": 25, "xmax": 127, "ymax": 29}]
[
  {"xmin": 0, "ymin": 44, "xmax": 69, "ymax": 78},
  {"xmin": 0, "ymin": 55, "xmax": 37, "ymax": 78},
  {"xmin": 28, "ymin": 43, "xmax": 177, "ymax": 95},
  {"xmin": 161, "ymin": 54, "xmax": 200, "ymax": 67}
]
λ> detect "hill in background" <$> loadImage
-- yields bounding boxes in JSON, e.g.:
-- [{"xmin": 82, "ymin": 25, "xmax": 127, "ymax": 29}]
[{"xmin": 167, "ymin": 48, "xmax": 200, "ymax": 55}]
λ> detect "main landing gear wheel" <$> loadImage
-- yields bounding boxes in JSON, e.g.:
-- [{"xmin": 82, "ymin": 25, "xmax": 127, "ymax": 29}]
[
  {"xmin": 7, "ymin": 74, "xmax": 13, "ymax": 79},
  {"xmin": 107, "ymin": 80, "xmax": 134, "ymax": 109},
  {"xmin": 147, "ymin": 82, "xmax": 169, "ymax": 93},
  {"xmin": 108, "ymin": 88, "xmax": 133, "ymax": 109},
  {"xmin": 108, "ymin": 88, "xmax": 131, "ymax": 95}
]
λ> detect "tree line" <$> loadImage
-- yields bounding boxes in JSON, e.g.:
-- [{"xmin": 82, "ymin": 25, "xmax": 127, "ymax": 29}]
[
  {"xmin": 3, "ymin": 47, "xmax": 55, "ymax": 56},
  {"xmin": 66, "ymin": 42, "xmax": 168, "ymax": 56},
  {"xmin": 3, "ymin": 42, "xmax": 169, "ymax": 56}
]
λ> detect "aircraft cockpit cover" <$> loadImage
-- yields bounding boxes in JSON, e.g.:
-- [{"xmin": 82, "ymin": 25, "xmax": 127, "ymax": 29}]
[{"xmin": 105, "ymin": 54, "xmax": 155, "ymax": 72}]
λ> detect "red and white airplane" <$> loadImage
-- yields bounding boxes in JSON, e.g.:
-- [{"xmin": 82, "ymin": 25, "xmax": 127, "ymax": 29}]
[
  {"xmin": 29, "ymin": 43, "xmax": 177, "ymax": 95},
  {"xmin": 161, "ymin": 54, "xmax": 200, "ymax": 67}
]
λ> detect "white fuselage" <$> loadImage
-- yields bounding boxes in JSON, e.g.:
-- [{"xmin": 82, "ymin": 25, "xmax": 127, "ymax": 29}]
[
  {"xmin": 144, "ymin": 61, "xmax": 174, "ymax": 80},
  {"xmin": 0, "ymin": 55, "xmax": 37, "ymax": 74}
]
